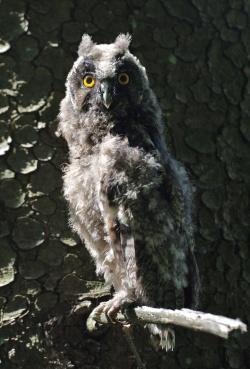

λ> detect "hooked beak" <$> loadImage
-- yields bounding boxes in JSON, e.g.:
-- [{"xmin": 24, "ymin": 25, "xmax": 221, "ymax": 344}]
[{"xmin": 100, "ymin": 80, "xmax": 113, "ymax": 109}]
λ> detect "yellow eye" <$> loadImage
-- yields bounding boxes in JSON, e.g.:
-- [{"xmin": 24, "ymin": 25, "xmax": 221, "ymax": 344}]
[
  {"xmin": 83, "ymin": 75, "xmax": 95, "ymax": 88},
  {"xmin": 118, "ymin": 72, "xmax": 129, "ymax": 85}
]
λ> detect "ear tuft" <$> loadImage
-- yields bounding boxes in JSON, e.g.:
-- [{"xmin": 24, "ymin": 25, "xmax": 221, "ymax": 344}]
[
  {"xmin": 78, "ymin": 34, "xmax": 94, "ymax": 56},
  {"xmin": 115, "ymin": 33, "xmax": 131, "ymax": 52}
]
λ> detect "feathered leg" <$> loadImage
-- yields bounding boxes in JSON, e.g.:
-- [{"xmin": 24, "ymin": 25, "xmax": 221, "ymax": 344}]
[{"xmin": 96, "ymin": 183, "xmax": 137, "ymax": 321}]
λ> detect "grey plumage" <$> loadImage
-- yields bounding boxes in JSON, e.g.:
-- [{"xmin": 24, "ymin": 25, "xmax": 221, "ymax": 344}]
[{"xmin": 58, "ymin": 34, "xmax": 200, "ymax": 351}]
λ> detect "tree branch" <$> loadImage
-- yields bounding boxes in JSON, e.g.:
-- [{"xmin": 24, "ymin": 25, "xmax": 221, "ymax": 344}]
[{"xmin": 87, "ymin": 305, "xmax": 247, "ymax": 339}]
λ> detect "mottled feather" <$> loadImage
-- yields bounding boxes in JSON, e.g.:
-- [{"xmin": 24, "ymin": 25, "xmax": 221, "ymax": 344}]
[{"xmin": 58, "ymin": 34, "xmax": 200, "ymax": 351}]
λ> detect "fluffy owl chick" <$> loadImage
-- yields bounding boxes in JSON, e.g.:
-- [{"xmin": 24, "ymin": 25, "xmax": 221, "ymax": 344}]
[{"xmin": 58, "ymin": 34, "xmax": 200, "ymax": 351}]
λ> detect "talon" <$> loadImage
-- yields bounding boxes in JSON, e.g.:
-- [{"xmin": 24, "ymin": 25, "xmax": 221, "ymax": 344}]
[
  {"xmin": 105, "ymin": 302, "xmax": 120, "ymax": 323},
  {"xmin": 95, "ymin": 299, "xmax": 121, "ymax": 323},
  {"xmin": 95, "ymin": 295, "xmax": 135, "ymax": 325}
]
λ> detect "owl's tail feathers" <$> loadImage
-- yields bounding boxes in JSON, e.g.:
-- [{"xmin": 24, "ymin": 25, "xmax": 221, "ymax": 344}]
[{"xmin": 147, "ymin": 323, "xmax": 175, "ymax": 351}]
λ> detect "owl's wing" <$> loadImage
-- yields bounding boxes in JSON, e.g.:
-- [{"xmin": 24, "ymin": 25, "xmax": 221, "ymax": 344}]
[
  {"xmin": 149, "ymin": 129, "xmax": 200, "ymax": 309},
  {"xmin": 98, "ymin": 134, "xmax": 200, "ymax": 309}
]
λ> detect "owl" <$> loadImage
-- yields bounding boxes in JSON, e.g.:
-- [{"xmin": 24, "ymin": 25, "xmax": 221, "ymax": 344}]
[{"xmin": 58, "ymin": 34, "xmax": 200, "ymax": 351}]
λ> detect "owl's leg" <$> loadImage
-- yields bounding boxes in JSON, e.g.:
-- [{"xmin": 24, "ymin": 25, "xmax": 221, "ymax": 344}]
[
  {"xmin": 95, "ymin": 290, "xmax": 136, "ymax": 323},
  {"xmin": 98, "ymin": 182, "xmax": 128, "ymax": 285},
  {"xmin": 97, "ymin": 180, "xmax": 138, "ymax": 321}
]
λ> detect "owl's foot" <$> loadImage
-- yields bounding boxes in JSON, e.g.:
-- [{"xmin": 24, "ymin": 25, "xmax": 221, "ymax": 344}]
[{"xmin": 95, "ymin": 294, "xmax": 134, "ymax": 323}]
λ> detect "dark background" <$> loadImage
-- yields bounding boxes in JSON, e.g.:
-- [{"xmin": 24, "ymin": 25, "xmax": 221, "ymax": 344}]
[{"xmin": 0, "ymin": 0, "xmax": 250, "ymax": 368}]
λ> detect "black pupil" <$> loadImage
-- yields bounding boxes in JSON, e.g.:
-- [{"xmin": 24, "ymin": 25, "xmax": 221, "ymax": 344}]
[
  {"xmin": 86, "ymin": 77, "xmax": 93, "ymax": 84},
  {"xmin": 120, "ymin": 74, "xmax": 127, "ymax": 82}
]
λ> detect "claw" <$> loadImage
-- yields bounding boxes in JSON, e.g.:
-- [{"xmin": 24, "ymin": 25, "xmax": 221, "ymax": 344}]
[
  {"xmin": 100, "ymin": 298, "xmax": 121, "ymax": 323},
  {"xmin": 95, "ymin": 295, "xmax": 133, "ymax": 324}
]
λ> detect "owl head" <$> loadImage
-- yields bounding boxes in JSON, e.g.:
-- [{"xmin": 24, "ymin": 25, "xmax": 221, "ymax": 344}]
[{"xmin": 66, "ymin": 34, "xmax": 149, "ymax": 116}]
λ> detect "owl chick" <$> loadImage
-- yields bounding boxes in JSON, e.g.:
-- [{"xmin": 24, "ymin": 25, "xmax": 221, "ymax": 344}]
[{"xmin": 58, "ymin": 34, "xmax": 200, "ymax": 351}]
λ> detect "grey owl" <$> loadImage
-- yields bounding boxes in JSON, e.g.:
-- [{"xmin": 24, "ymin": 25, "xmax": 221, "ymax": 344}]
[{"xmin": 58, "ymin": 34, "xmax": 200, "ymax": 351}]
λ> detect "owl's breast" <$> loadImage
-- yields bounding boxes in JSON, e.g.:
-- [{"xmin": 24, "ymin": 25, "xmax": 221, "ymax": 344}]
[
  {"xmin": 110, "ymin": 116, "xmax": 156, "ymax": 153},
  {"xmin": 97, "ymin": 134, "xmax": 166, "ymax": 203},
  {"xmin": 63, "ymin": 155, "xmax": 106, "ymax": 242}
]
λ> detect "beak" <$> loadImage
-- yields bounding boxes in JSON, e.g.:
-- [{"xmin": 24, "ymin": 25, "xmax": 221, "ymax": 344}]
[{"xmin": 100, "ymin": 80, "xmax": 113, "ymax": 109}]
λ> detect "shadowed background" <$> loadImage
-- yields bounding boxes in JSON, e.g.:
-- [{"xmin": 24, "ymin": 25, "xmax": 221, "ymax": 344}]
[{"xmin": 0, "ymin": 0, "xmax": 249, "ymax": 368}]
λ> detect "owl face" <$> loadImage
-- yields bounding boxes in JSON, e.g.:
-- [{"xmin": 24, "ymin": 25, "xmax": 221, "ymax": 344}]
[{"xmin": 66, "ymin": 34, "xmax": 149, "ymax": 116}]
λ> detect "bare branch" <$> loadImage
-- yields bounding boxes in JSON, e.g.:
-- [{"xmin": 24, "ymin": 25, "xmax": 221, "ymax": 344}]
[{"xmin": 87, "ymin": 305, "xmax": 247, "ymax": 339}]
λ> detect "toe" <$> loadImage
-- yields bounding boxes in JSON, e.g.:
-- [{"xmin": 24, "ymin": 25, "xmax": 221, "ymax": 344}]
[{"xmin": 107, "ymin": 305, "xmax": 119, "ymax": 323}]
